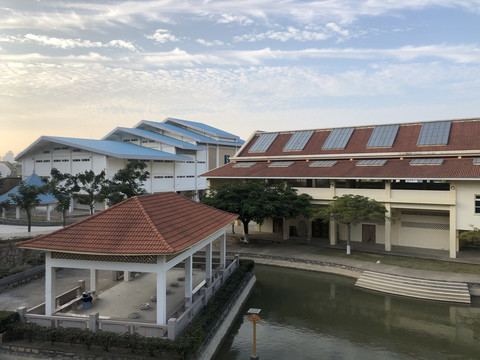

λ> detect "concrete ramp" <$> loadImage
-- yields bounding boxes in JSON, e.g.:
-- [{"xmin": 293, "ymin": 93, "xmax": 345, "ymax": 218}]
[{"xmin": 355, "ymin": 270, "xmax": 471, "ymax": 304}]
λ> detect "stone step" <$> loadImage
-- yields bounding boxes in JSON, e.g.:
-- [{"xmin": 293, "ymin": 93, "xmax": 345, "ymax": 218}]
[{"xmin": 355, "ymin": 271, "xmax": 471, "ymax": 304}]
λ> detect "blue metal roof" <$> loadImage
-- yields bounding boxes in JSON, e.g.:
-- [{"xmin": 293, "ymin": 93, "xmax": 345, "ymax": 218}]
[
  {"xmin": 0, "ymin": 174, "xmax": 57, "ymax": 205},
  {"xmin": 138, "ymin": 121, "xmax": 244, "ymax": 146},
  {"xmin": 165, "ymin": 118, "xmax": 240, "ymax": 140},
  {"xmin": 102, "ymin": 127, "xmax": 204, "ymax": 150},
  {"xmin": 16, "ymin": 136, "xmax": 192, "ymax": 161}
]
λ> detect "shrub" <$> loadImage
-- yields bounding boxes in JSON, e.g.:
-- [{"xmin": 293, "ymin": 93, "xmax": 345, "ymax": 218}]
[{"xmin": 0, "ymin": 311, "xmax": 19, "ymax": 332}]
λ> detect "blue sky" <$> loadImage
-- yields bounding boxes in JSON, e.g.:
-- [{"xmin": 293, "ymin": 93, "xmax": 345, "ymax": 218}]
[{"xmin": 2, "ymin": 1, "xmax": 480, "ymax": 157}]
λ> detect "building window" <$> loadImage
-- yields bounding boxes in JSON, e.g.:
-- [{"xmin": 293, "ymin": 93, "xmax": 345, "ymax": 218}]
[
  {"xmin": 475, "ymin": 195, "xmax": 480, "ymax": 214},
  {"xmin": 224, "ymin": 155, "xmax": 231, "ymax": 164}
]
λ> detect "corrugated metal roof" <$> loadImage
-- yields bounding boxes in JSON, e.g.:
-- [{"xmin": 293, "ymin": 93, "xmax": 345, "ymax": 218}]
[
  {"xmin": 165, "ymin": 118, "xmax": 240, "ymax": 140},
  {"xmin": 16, "ymin": 136, "xmax": 192, "ymax": 161},
  {"xmin": 0, "ymin": 174, "xmax": 57, "ymax": 205},
  {"xmin": 16, "ymin": 192, "xmax": 238, "ymax": 255},
  {"xmin": 102, "ymin": 127, "xmax": 204, "ymax": 150}
]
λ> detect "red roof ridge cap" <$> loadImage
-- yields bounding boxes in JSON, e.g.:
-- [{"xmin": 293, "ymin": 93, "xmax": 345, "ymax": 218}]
[{"xmin": 133, "ymin": 195, "xmax": 175, "ymax": 253}]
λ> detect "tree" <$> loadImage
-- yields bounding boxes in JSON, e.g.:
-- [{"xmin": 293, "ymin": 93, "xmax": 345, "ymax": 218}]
[
  {"xmin": 72, "ymin": 170, "xmax": 106, "ymax": 215},
  {"xmin": 0, "ymin": 199, "xmax": 10, "ymax": 219},
  {"xmin": 8, "ymin": 183, "xmax": 46, "ymax": 235},
  {"xmin": 201, "ymin": 181, "xmax": 312, "ymax": 242},
  {"xmin": 318, "ymin": 194, "xmax": 388, "ymax": 255},
  {"xmin": 46, "ymin": 168, "xmax": 76, "ymax": 227},
  {"xmin": 102, "ymin": 160, "xmax": 149, "ymax": 206},
  {"xmin": 459, "ymin": 226, "xmax": 480, "ymax": 247}
]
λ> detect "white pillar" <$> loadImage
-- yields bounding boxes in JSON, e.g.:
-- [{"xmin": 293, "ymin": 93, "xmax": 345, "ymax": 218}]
[
  {"xmin": 205, "ymin": 243, "xmax": 212, "ymax": 285},
  {"xmin": 47, "ymin": 205, "xmax": 52, "ymax": 222},
  {"xmin": 156, "ymin": 256, "xmax": 167, "ymax": 325},
  {"xmin": 1, "ymin": 208, "xmax": 5, "ymax": 219},
  {"xmin": 219, "ymin": 232, "xmax": 226, "ymax": 269},
  {"xmin": 384, "ymin": 203, "xmax": 392, "ymax": 252},
  {"xmin": 329, "ymin": 219, "xmax": 337, "ymax": 245},
  {"xmin": 185, "ymin": 256, "xmax": 193, "ymax": 304},
  {"xmin": 283, "ymin": 218, "xmax": 289, "ymax": 240},
  {"xmin": 123, "ymin": 271, "xmax": 130, "ymax": 281},
  {"xmin": 216, "ymin": 145, "xmax": 220, "ymax": 167},
  {"xmin": 45, "ymin": 252, "xmax": 56, "ymax": 316},
  {"xmin": 90, "ymin": 269, "xmax": 98, "ymax": 294},
  {"xmin": 449, "ymin": 205, "xmax": 457, "ymax": 258},
  {"xmin": 16, "ymin": 206, "xmax": 20, "ymax": 220}
]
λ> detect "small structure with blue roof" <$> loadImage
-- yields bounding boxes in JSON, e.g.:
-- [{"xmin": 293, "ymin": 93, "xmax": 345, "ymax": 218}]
[{"xmin": 0, "ymin": 173, "xmax": 58, "ymax": 221}]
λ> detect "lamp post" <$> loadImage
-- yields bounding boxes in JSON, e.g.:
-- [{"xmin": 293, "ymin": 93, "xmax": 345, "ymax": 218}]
[{"xmin": 247, "ymin": 308, "xmax": 261, "ymax": 360}]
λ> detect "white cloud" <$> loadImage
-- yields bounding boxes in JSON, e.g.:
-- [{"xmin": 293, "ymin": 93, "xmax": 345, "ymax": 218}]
[
  {"xmin": 196, "ymin": 39, "xmax": 224, "ymax": 47},
  {"xmin": 146, "ymin": 29, "xmax": 179, "ymax": 44}
]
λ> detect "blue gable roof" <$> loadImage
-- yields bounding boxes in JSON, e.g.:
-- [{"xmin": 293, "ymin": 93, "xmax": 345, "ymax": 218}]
[
  {"xmin": 165, "ymin": 118, "xmax": 240, "ymax": 140},
  {"xmin": 0, "ymin": 174, "xmax": 58, "ymax": 205}
]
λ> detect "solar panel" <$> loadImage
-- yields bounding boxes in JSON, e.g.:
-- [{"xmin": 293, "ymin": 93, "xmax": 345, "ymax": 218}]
[
  {"xmin": 322, "ymin": 128, "xmax": 354, "ymax": 150},
  {"xmin": 366, "ymin": 125, "xmax": 399, "ymax": 148},
  {"xmin": 249, "ymin": 133, "xmax": 278, "ymax": 152},
  {"xmin": 232, "ymin": 162, "xmax": 257, "ymax": 167},
  {"xmin": 309, "ymin": 160, "xmax": 338, "ymax": 167},
  {"xmin": 356, "ymin": 159, "xmax": 387, "ymax": 166},
  {"xmin": 283, "ymin": 131, "xmax": 314, "ymax": 151},
  {"xmin": 409, "ymin": 159, "xmax": 444, "ymax": 165},
  {"xmin": 473, "ymin": 158, "xmax": 480, "ymax": 165},
  {"xmin": 268, "ymin": 161, "xmax": 294, "ymax": 167},
  {"xmin": 417, "ymin": 121, "xmax": 451, "ymax": 146}
]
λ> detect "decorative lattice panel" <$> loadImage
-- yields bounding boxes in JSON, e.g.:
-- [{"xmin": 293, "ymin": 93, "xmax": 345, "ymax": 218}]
[
  {"xmin": 52, "ymin": 252, "xmax": 158, "ymax": 264},
  {"xmin": 401, "ymin": 221, "xmax": 449, "ymax": 231}
]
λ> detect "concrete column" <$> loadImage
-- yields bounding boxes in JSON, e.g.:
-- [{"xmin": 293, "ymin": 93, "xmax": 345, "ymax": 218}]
[
  {"xmin": 1, "ymin": 208, "xmax": 5, "ymax": 219},
  {"xmin": 156, "ymin": 256, "xmax": 167, "ymax": 325},
  {"xmin": 449, "ymin": 205, "xmax": 457, "ymax": 258},
  {"xmin": 47, "ymin": 204, "xmax": 52, "ymax": 222},
  {"xmin": 216, "ymin": 145, "xmax": 220, "ymax": 167},
  {"xmin": 185, "ymin": 256, "xmax": 193, "ymax": 305},
  {"xmin": 89, "ymin": 312, "xmax": 99, "ymax": 333},
  {"xmin": 219, "ymin": 232, "xmax": 226, "ymax": 269},
  {"xmin": 123, "ymin": 271, "xmax": 131, "ymax": 281},
  {"xmin": 384, "ymin": 203, "xmax": 392, "ymax": 252},
  {"xmin": 45, "ymin": 252, "xmax": 56, "ymax": 316},
  {"xmin": 16, "ymin": 206, "xmax": 20, "ymax": 220},
  {"xmin": 307, "ymin": 218, "xmax": 312, "ymax": 241},
  {"xmin": 283, "ymin": 218, "xmax": 289, "ymax": 240},
  {"xmin": 90, "ymin": 269, "xmax": 98, "ymax": 294},
  {"xmin": 329, "ymin": 219, "xmax": 337, "ymax": 245},
  {"xmin": 205, "ymin": 243, "xmax": 212, "ymax": 285}
]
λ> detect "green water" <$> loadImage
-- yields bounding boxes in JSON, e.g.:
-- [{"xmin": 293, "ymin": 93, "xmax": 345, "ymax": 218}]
[{"xmin": 214, "ymin": 265, "xmax": 480, "ymax": 360}]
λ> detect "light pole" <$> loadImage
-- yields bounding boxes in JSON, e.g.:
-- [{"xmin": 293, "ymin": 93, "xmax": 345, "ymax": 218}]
[{"xmin": 247, "ymin": 308, "xmax": 261, "ymax": 360}]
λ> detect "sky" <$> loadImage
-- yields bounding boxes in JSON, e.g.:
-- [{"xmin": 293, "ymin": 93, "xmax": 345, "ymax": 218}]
[{"xmin": 2, "ymin": 0, "xmax": 480, "ymax": 158}]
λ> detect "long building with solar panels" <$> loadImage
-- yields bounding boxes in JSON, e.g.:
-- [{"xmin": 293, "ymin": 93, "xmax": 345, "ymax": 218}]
[
  {"xmin": 203, "ymin": 117, "xmax": 480, "ymax": 258},
  {"xmin": 15, "ymin": 118, "xmax": 244, "ymax": 211}
]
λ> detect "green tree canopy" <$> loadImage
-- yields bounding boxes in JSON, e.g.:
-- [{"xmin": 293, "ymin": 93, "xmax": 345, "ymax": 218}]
[
  {"xmin": 102, "ymin": 160, "xmax": 150, "ymax": 206},
  {"xmin": 72, "ymin": 170, "xmax": 106, "ymax": 215},
  {"xmin": 318, "ymin": 194, "xmax": 388, "ymax": 254},
  {"xmin": 46, "ymin": 168, "xmax": 76, "ymax": 227},
  {"xmin": 8, "ymin": 183, "xmax": 46, "ymax": 235},
  {"xmin": 201, "ymin": 181, "xmax": 312, "ymax": 242}
]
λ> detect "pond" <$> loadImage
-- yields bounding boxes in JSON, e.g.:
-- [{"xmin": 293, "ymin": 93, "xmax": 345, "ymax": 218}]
[{"xmin": 213, "ymin": 264, "xmax": 480, "ymax": 360}]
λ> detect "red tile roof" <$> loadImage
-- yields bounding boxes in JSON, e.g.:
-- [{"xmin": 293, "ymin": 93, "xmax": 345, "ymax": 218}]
[
  {"xmin": 16, "ymin": 192, "xmax": 238, "ymax": 255},
  {"xmin": 237, "ymin": 118, "xmax": 480, "ymax": 158},
  {"xmin": 203, "ymin": 158, "xmax": 480, "ymax": 180}
]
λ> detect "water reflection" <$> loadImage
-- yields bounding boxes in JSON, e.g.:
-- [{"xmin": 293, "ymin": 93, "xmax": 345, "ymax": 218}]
[{"xmin": 214, "ymin": 265, "xmax": 480, "ymax": 360}]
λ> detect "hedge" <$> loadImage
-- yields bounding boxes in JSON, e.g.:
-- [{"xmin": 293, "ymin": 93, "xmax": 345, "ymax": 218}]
[{"xmin": 2, "ymin": 259, "xmax": 255, "ymax": 359}]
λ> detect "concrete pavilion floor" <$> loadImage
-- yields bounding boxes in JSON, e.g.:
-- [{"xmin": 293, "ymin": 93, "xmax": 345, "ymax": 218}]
[{"xmin": 67, "ymin": 268, "xmax": 207, "ymax": 322}]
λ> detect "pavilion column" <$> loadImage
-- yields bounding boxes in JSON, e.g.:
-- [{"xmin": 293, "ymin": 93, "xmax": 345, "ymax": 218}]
[
  {"xmin": 329, "ymin": 219, "xmax": 337, "ymax": 245},
  {"xmin": 283, "ymin": 218, "xmax": 289, "ymax": 240},
  {"xmin": 449, "ymin": 205, "xmax": 457, "ymax": 259},
  {"xmin": 184, "ymin": 256, "xmax": 193, "ymax": 306},
  {"xmin": 47, "ymin": 205, "xmax": 52, "ymax": 222},
  {"xmin": 205, "ymin": 243, "xmax": 212, "ymax": 286},
  {"xmin": 16, "ymin": 206, "xmax": 20, "ymax": 220},
  {"xmin": 1, "ymin": 208, "xmax": 5, "ymax": 219},
  {"xmin": 90, "ymin": 269, "xmax": 98, "ymax": 294},
  {"xmin": 156, "ymin": 256, "xmax": 167, "ymax": 325},
  {"xmin": 219, "ymin": 232, "xmax": 226, "ymax": 269},
  {"xmin": 45, "ymin": 252, "xmax": 56, "ymax": 316}
]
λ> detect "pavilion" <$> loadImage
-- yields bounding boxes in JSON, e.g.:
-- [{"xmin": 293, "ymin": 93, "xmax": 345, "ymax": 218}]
[{"xmin": 16, "ymin": 192, "xmax": 238, "ymax": 331}]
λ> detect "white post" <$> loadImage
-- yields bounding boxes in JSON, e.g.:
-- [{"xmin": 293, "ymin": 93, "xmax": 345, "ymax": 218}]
[
  {"xmin": 45, "ymin": 252, "xmax": 56, "ymax": 316},
  {"xmin": 16, "ymin": 206, "xmax": 20, "ymax": 220},
  {"xmin": 329, "ymin": 219, "xmax": 337, "ymax": 246},
  {"xmin": 47, "ymin": 204, "xmax": 52, "ymax": 222},
  {"xmin": 450, "ymin": 205, "xmax": 457, "ymax": 259},
  {"xmin": 283, "ymin": 218, "xmax": 289, "ymax": 240},
  {"xmin": 123, "ymin": 271, "xmax": 130, "ymax": 281},
  {"xmin": 220, "ymin": 232, "xmax": 226, "ymax": 269},
  {"xmin": 156, "ymin": 256, "xmax": 167, "ymax": 325},
  {"xmin": 185, "ymin": 256, "xmax": 193, "ymax": 304},
  {"xmin": 1, "ymin": 208, "xmax": 5, "ymax": 219},
  {"xmin": 90, "ymin": 269, "xmax": 98, "ymax": 294},
  {"xmin": 384, "ymin": 203, "xmax": 392, "ymax": 252},
  {"xmin": 205, "ymin": 243, "xmax": 212, "ymax": 285}
]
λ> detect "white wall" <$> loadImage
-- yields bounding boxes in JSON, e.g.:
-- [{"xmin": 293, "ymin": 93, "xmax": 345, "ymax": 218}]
[
  {"xmin": 397, "ymin": 213, "xmax": 449, "ymax": 250},
  {"xmin": 455, "ymin": 181, "xmax": 480, "ymax": 230}
]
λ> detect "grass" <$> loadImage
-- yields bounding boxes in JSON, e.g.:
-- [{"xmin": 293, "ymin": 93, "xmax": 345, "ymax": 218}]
[{"xmin": 317, "ymin": 248, "xmax": 480, "ymax": 275}]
